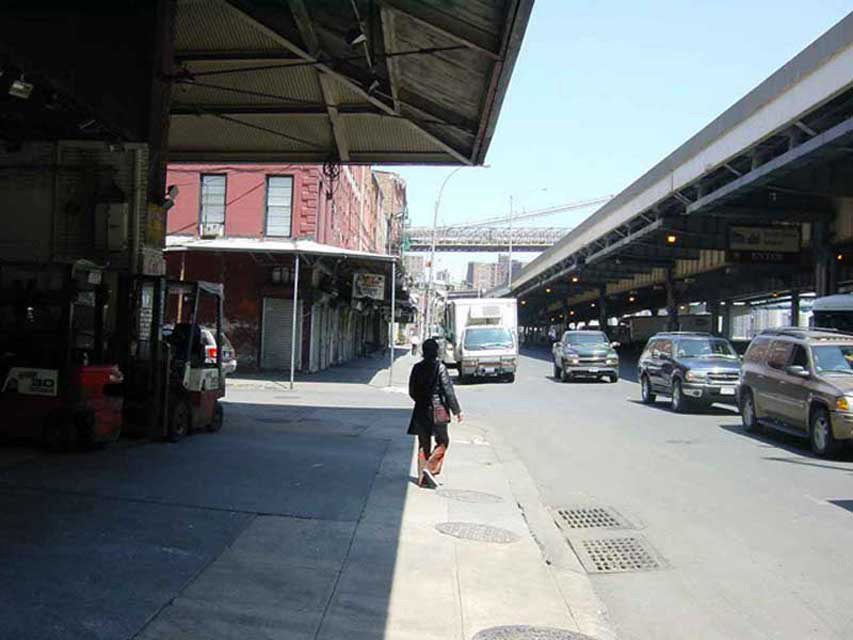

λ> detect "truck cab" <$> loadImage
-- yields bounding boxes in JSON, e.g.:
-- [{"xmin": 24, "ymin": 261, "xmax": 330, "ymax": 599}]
[{"xmin": 444, "ymin": 298, "xmax": 518, "ymax": 383}]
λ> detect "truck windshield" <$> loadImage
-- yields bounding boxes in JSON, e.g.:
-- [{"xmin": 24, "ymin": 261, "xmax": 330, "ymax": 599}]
[
  {"xmin": 674, "ymin": 338, "xmax": 737, "ymax": 358},
  {"xmin": 464, "ymin": 327, "xmax": 514, "ymax": 350},
  {"xmin": 812, "ymin": 344, "xmax": 853, "ymax": 375}
]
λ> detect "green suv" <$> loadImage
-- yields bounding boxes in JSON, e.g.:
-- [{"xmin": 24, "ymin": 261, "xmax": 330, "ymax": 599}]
[{"xmin": 739, "ymin": 327, "xmax": 853, "ymax": 457}]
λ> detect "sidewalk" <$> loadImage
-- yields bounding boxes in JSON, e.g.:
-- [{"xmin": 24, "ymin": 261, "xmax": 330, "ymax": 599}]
[{"xmin": 136, "ymin": 355, "xmax": 614, "ymax": 640}]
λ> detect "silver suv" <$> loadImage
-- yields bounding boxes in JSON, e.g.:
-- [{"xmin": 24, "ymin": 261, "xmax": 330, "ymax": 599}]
[{"xmin": 739, "ymin": 327, "xmax": 853, "ymax": 457}]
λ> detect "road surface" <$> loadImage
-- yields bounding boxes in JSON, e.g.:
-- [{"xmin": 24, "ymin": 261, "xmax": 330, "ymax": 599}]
[{"xmin": 454, "ymin": 347, "xmax": 853, "ymax": 640}]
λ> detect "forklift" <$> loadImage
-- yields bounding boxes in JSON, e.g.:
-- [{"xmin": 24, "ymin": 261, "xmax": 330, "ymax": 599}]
[
  {"xmin": 0, "ymin": 260, "xmax": 124, "ymax": 450},
  {"xmin": 122, "ymin": 277, "xmax": 225, "ymax": 441}
]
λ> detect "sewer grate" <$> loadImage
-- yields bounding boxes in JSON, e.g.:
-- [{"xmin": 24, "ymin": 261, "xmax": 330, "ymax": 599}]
[
  {"xmin": 473, "ymin": 626, "xmax": 597, "ymax": 640},
  {"xmin": 435, "ymin": 522, "xmax": 519, "ymax": 544},
  {"xmin": 574, "ymin": 536, "xmax": 662, "ymax": 574},
  {"xmin": 555, "ymin": 507, "xmax": 630, "ymax": 530},
  {"xmin": 437, "ymin": 489, "xmax": 504, "ymax": 504}
]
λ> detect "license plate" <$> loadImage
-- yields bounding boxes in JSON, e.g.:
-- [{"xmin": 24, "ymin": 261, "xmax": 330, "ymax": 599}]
[
  {"xmin": 483, "ymin": 367, "xmax": 495, "ymax": 374},
  {"xmin": 587, "ymin": 368, "xmax": 599, "ymax": 373},
  {"xmin": 719, "ymin": 387, "xmax": 735, "ymax": 396}
]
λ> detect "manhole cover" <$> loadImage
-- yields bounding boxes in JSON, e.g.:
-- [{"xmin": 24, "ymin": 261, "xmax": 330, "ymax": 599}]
[
  {"xmin": 574, "ymin": 536, "xmax": 662, "ymax": 573},
  {"xmin": 473, "ymin": 626, "xmax": 596, "ymax": 640},
  {"xmin": 556, "ymin": 507, "xmax": 630, "ymax": 530},
  {"xmin": 435, "ymin": 522, "xmax": 519, "ymax": 544},
  {"xmin": 437, "ymin": 489, "xmax": 504, "ymax": 504}
]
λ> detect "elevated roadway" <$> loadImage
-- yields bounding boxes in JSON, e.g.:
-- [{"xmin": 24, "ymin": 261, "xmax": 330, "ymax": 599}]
[{"xmin": 502, "ymin": 14, "xmax": 853, "ymax": 333}]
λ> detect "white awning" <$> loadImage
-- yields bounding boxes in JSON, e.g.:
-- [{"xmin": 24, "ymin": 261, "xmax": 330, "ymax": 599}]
[{"xmin": 165, "ymin": 235, "xmax": 397, "ymax": 262}]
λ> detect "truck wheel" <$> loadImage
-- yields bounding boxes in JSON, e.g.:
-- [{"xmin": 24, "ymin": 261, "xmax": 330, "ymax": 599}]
[
  {"xmin": 640, "ymin": 375, "xmax": 656, "ymax": 404},
  {"xmin": 207, "ymin": 403, "xmax": 224, "ymax": 433},
  {"xmin": 504, "ymin": 373, "xmax": 515, "ymax": 383},
  {"xmin": 609, "ymin": 374, "xmax": 619, "ymax": 383},
  {"xmin": 560, "ymin": 366, "xmax": 571, "ymax": 383},
  {"xmin": 168, "ymin": 400, "xmax": 191, "ymax": 442},
  {"xmin": 810, "ymin": 406, "xmax": 841, "ymax": 457},
  {"xmin": 740, "ymin": 389, "xmax": 761, "ymax": 433}
]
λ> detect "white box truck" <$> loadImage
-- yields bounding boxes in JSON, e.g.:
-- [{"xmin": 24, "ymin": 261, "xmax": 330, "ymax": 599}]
[{"xmin": 443, "ymin": 298, "xmax": 518, "ymax": 382}]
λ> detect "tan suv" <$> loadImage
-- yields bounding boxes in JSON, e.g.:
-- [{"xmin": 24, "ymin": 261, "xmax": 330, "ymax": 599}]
[{"xmin": 739, "ymin": 327, "xmax": 853, "ymax": 457}]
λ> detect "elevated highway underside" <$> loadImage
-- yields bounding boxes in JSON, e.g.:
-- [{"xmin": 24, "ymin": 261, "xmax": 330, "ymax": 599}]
[{"xmin": 506, "ymin": 14, "xmax": 853, "ymax": 332}]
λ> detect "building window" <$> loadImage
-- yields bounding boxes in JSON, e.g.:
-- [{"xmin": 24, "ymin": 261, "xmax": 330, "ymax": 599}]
[
  {"xmin": 265, "ymin": 176, "xmax": 294, "ymax": 237},
  {"xmin": 200, "ymin": 174, "xmax": 226, "ymax": 226}
]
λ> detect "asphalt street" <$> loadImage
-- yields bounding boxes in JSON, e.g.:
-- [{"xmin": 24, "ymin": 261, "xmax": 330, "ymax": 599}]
[{"xmin": 455, "ymin": 346, "xmax": 853, "ymax": 640}]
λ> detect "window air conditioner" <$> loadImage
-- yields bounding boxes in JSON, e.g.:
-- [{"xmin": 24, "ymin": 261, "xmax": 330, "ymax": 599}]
[{"xmin": 199, "ymin": 222, "xmax": 224, "ymax": 238}]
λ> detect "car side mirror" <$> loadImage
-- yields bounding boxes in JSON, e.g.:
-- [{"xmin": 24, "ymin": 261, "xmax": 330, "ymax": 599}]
[
  {"xmin": 611, "ymin": 341, "xmax": 621, "ymax": 348},
  {"xmin": 785, "ymin": 365, "xmax": 810, "ymax": 379},
  {"xmin": 553, "ymin": 342, "xmax": 562, "ymax": 349}
]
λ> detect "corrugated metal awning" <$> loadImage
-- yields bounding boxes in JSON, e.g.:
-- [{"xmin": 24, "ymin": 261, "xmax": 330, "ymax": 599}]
[{"xmin": 168, "ymin": 0, "xmax": 533, "ymax": 165}]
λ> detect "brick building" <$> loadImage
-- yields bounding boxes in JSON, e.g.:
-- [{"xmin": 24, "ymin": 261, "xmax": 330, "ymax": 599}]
[{"xmin": 164, "ymin": 164, "xmax": 406, "ymax": 372}]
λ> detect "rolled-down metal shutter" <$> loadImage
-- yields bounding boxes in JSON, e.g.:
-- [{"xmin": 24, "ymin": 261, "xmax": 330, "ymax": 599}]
[{"xmin": 261, "ymin": 297, "xmax": 302, "ymax": 370}]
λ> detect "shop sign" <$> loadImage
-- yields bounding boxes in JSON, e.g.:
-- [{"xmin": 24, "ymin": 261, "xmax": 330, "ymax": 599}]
[{"xmin": 352, "ymin": 273, "xmax": 385, "ymax": 301}]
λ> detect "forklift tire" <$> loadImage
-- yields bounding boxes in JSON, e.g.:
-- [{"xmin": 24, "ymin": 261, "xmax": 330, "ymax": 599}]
[
  {"xmin": 207, "ymin": 403, "xmax": 224, "ymax": 433},
  {"xmin": 168, "ymin": 400, "xmax": 191, "ymax": 442}
]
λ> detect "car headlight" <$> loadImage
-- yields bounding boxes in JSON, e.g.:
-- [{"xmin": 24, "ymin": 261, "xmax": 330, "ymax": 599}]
[
  {"xmin": 462, "ymin": 359, "xmax": 478, "ymax": 368},
  {"xmin": 837, "ymin": 396, "xmax": 850, "ymax": 411},
  {"xmin": 501, "ymin": 357, "xmax": 516, "ymax": 365},
  {"xmin": 685, "ymin": 370, "xmax": 706, "ymax": 382}
]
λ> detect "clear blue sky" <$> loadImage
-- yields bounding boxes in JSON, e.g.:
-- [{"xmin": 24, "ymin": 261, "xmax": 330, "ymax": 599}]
[{"xmin": 394, "ymin": 1, "xmax": 851, "ymax": 281}]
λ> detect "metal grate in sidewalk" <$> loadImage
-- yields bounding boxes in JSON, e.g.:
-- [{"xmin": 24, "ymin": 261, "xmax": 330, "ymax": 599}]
[{"xmin": 555, "ymin": 506, "xmax": 631, "ymax": 530}]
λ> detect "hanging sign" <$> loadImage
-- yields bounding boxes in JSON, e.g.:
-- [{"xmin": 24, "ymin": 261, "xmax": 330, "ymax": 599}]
[
  {"xmin": 727, "ymin": 226, "xmax": 801, "ymax": 264},
  {"xmin": 352, "ymin": 273, "xmax": 386, "ymax": 301}
]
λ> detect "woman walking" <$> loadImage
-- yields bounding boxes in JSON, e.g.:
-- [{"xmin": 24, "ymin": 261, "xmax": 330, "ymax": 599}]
[{"xmin": 408, "ymin": 338, "xmax": 462, "ymax": 488}]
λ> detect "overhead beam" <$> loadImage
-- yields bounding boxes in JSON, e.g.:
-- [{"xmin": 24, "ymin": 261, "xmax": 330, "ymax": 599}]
[
  {"xmin": 221, "ymin": 0, "xmax": 472, "ymax": 164},
  {"xmin": 174, "ymin": 50, "xmax": 300, "ymax": 62},
  {"xmin": 379, "ymin": 0, "xmax": 501, "ymax": 59},
  {"xmin": 379, "ymin": 7, "xmax": 401, "ymax": 112},
  {"xmin": 287, "ymin": 0, "xmax": 350, "ymax": 162},
  {"xmin": 170, "ymin": 104, "xmax": 378, "ymax": 116}
]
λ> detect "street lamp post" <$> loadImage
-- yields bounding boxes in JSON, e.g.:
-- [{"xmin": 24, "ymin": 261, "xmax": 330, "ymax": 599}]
[
  {"xmin": 507, "ymin": 194, "xmax": 514, "ymax": 288},
  {"xmin": 424, "ymin": 166, "xmax": 463, "ymax": 340}
]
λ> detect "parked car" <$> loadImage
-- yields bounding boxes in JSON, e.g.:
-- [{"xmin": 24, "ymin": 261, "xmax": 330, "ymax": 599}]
[
  {"xmin": 552, "ymin": 330, "xmax": 620, "ymax": 383},
  {"xmin": 163, "ymin": 325, "xmax": 237, "ymax": 376},
  {"xmin": 738, "ymin": 327, "xmax": 853, "ymax": 457},
  {"xmin": 638, "ymin": 332, "xmax": 740, "ymax": 412}
]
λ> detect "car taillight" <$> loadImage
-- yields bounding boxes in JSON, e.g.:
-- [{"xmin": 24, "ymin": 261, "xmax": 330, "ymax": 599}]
[
  {"xmin": 109, "ymin": 366, "xmax": 123, "ymax": 383},
  {"xmin": 205, "ymin": 346, "xmax": 218, "ymax": 361}
]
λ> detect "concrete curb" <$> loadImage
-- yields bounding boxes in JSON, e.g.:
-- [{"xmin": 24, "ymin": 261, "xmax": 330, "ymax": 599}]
[{"xmin": 484, "ymin": 423, "xmax": 618, "ymax": 640}]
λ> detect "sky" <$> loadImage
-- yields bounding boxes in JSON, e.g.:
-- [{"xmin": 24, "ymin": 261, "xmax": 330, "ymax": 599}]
[{"xmin": 394, "ymin": 0, "xmax": 852, "ymax": 282}]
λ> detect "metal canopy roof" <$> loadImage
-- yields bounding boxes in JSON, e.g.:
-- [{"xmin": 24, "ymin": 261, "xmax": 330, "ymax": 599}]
[{"xmin": 168, "ymin": 0, "xmax": 533, "ymax": 165}]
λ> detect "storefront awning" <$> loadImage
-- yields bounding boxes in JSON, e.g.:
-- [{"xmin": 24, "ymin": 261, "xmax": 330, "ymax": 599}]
[{"xmin": 165, "ymin": 235, "xmax": 398, "ymax": 262}]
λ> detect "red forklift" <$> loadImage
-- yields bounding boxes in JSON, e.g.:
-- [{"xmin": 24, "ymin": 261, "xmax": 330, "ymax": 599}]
[
  {"xmin": 0, "ymin": 260, "xmax": 124, "ymax": 450},
  {"xmin": 122, "ymin": 277, "xmax": 225, "ymax": 441}
]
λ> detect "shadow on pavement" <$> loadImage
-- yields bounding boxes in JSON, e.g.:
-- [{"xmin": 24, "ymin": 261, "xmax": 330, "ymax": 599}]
[
  {"xmin": 231, "ymin": 346, "xmax": 411, "ymax": 386},
  {"xmin": 627, "ymin": 399, "xmax": 738, "ymax": 416},
  {"xmin": 718, "ymin": 423, "xmax": 853, "ymax": 463},
  {"xmin": 0, "ymin": 400, "xmax": 413, "ymax": 640}
]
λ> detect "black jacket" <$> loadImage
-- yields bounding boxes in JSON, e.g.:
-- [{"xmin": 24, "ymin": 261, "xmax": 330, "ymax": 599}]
[{"xmin": 407, "ymin": 359, "xmax": 460, "ymax": 434}]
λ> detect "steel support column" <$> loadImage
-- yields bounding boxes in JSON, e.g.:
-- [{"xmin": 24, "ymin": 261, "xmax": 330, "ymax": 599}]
[
  {"xmin": 598, "ymin": 286, "xmax": 607, "ymax": 330},
  {"xmin": 814, "ymin": 221, "xmax": 837, "ymax": 297},
  {"xmin": 666, "ymin": 268, "xmax": 678, "ymax": 331},
  {"xmin": 709, "ymin": 298, "xmax": 721, "ymax": 336},
  {"xmin": 721, "ymin": 301, "xmax": 732, "ymax": 338},
  {"xmin": 791, "ymin": 290, "xmax": 800, "ymax": 327}
]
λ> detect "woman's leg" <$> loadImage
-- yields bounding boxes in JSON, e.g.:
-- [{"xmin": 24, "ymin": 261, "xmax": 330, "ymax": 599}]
[
  {"xmin": 427, "ymin": 424, "xmax": 449, "ymax": 475},
  {"xmin": 416, "ymin": 431, "xmax": 432, "ymax": 486}
]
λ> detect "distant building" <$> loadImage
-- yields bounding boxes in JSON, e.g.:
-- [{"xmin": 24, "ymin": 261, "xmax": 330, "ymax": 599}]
[
  {"xmin": 404, "ymin": 254, "xmax": 426, "ymax": 283},
  {"xmin": 496, "ymin": 254, "xmax": 523, "ymax": 286},
  {"xmin": 467, "ymin": 261, "xmax": 498, "ymax": 291}
]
